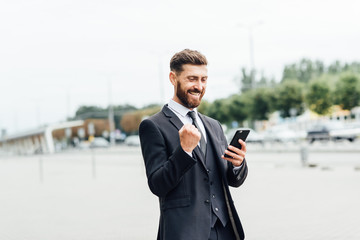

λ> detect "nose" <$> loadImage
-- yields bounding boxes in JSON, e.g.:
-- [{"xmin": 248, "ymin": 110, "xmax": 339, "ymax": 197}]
[{"xmin": 194, "ymin": 80, "xmax": 203, "ymax": 91}]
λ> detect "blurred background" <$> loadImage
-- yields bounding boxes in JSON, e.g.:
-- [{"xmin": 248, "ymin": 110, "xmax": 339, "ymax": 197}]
[{"xmin": 1, "ymin": 0, "xmax": 360, "ymax": 239}]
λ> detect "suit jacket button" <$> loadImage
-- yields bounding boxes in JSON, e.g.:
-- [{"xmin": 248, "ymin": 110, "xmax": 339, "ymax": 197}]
[
  {"xmin": 205, "ymin": 199, "xmax": 210, "ymax": 204},
  {"xmin": 215, "ymin": 207, "xmax": 219, "ymax": 212}
]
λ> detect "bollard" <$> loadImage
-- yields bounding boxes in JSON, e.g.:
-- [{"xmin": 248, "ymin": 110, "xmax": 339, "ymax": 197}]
[
  {"xmin": 91, "ymin": 148, "xmax": 96, "ymax": 179},
  {"xmin": 300, "ymin": 145, "xmax": 309, "ymax": 167}
]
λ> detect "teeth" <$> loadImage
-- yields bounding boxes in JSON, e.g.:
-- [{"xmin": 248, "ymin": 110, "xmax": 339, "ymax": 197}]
[{"xmin": 189, "ymin": 92, "xmax": 200, "ymax": 96}]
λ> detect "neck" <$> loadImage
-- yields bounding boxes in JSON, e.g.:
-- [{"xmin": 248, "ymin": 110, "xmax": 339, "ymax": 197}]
[{"xmin": 171, "ymin": 97, "xmax": 194, "ymax": 111}]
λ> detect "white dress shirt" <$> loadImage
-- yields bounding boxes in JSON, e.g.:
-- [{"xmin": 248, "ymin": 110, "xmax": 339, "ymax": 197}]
[
  {"xmin": 167, "ymin": 100, "xmax": 242, "ymax": 172},
  {"xmin": 168, "ymin": 99, "xmax": 207, "ymax": 144}
]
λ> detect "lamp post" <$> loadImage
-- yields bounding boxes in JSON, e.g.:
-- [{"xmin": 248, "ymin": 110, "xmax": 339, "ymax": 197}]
[
  {"xmin": 238, "ymin": 21, "xmax": 263, "ymax": 89},
  {"xmin": 108, "ymin": 79, "xmax": 115, "ymax": 146}
]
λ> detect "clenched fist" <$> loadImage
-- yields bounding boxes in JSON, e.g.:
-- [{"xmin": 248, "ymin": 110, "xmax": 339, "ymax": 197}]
[{"xmin": 179, "ymin": 124, "xmax": 201, "ymax": 152}]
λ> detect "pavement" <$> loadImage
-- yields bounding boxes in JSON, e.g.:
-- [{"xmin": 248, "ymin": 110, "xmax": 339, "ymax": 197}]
[{"xmin": 0, "ymin": 144, "xmax": 359, "ymax": 240}]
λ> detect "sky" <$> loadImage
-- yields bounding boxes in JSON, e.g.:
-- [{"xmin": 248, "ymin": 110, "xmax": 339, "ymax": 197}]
[{"xmin": 1, "ymin": 0, "xmax": 359, "ymax": 134}]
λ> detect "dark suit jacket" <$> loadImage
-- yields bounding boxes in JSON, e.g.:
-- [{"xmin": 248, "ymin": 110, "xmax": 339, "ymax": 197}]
[{"xmin": 139, "ymin": 105, "xmax": 248, "ymax": 240}]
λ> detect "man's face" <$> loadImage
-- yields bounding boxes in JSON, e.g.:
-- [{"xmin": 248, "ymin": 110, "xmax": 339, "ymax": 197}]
[{"xmin": 170, "ymin": 64, "xmax": 208, "ymax": 109}]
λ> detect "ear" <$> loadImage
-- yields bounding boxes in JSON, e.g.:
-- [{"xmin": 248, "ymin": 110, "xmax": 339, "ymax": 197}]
[{"xmin": 169, "ymin": 71, "xmax": 177, "ymax": 86}]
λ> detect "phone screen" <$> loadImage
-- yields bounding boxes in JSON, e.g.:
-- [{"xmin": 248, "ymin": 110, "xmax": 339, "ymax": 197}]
[{"xmin": 224, "ymin": 129, "xmax": 250, "ymax": 158}]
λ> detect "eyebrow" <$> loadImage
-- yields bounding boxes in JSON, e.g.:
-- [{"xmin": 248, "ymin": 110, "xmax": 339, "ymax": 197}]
[{"xmin": 187, "ymin": 75, "xmax": 208, "ymax": 79}]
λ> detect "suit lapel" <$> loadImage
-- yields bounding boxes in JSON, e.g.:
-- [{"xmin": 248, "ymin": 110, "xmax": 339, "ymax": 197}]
[
  {"xmin": 162, "ymin": 105, "xmax": 183, "ymax": 131},
  {"xmin": 162, "ymin": 105, "xmax": 208, "ymax": 171}
]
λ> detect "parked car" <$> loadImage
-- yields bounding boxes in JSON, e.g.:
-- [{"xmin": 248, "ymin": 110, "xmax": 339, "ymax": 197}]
[
  {"xmin": 263, "ymin": 125, "xmax": 300, "ymax": 143},
  {"xmin": 226, "ymin": 128, "xmax": 264, "ymax": 144},
  {"xmin": 78, "ymin": 141, "xmax": 90, "ymax": 149},
  {"xmin": 307, "ymin": 121, "xmax": 357, "ymax": 143},
  {"xmin": 125, "ymin": 135, "xmax": 140, "ymax": 146},
  {"xmin": 90, "ymin": 137, "xmax": 110, "ymax": 148}
]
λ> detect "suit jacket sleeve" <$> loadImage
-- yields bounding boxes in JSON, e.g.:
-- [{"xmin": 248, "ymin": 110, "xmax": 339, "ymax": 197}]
[
  {"xmin": 139, "ymin": 118, "xmax": 197, "ymax": 198},
  {"xmin": 227, "ymin": 159, "xmax": 248, "ymax": 187}
]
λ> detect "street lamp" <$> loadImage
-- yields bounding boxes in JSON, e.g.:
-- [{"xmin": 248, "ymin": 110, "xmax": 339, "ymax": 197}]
[
  {"xmin": 108, "ymin": 79, "xmax": 115, "ymax": 146},
  {"xmin": 238, "ymin": 21, "xmax": 263, "ymax": 89}
]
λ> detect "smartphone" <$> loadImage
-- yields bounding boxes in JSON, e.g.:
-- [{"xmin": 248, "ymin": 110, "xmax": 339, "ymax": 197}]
[{"xmin": 224, "ymin": 129, "xmax": 250, "ymax": 158}]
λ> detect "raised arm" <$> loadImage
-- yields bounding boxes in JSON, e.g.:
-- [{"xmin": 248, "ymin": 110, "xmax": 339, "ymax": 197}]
[{"xmin": 139, "ymin": 119, "xmax": 197, "ymax": 197}]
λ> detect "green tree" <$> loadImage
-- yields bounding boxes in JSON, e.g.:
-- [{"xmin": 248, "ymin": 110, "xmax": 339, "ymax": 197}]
[
  {"xmin": 305, "ymin": 79, "xmax": 333, "ymax": 115},
  {"xmin": 250, "ymin": 87, "xmax": 277, "ymax": 120},
  {"xmin": 328, "ymin": 60, "xmax": 342, "ymax": 74},
  {"xmin": 275, "ymin": 80, "xmax": 305, "ymax": 118},
  {"xmin": 240, "ymin": 67, "xmax": 255, "ymax": 92},
  {"xmin": 297, "ymin": 59, "xmax": 315, "ymax": 83},
  {"xmin": 198, "ymin": 99, "xmax": 211, "ymax": 115},
  {"xmin": 282, "ymin": 59, "xmax": 324, "ymax": 83},
  {"xmin": 75, "ymin": 105, "xmax": 107, "ymax": 119},
  {"xmin": 314, "ymin": 60, "xmax": 325, "ymax": 75},
  {"xmin": 282, "ymin": 63, "xmax": 297, "ymax": 81},
  {"xmin": 207, "ymin": 98, "xmax": 232, "ymax": 124},
  {"xmin": 334, "ymin": 74, "xmax": 360, "ymax": 110},
  {"xmin": 348, "ymin": 62, "xmax": 360, "ymax": 73},
  {"xmin": 227, "ymin": 94, "xmax": 250, "ymax": 124}
]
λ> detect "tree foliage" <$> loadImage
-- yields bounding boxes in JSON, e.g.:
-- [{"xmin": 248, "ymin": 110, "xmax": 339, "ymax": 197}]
[
  {"xmin": 305, "ymin": 79, "xmax": 333, "ymax": 115},
  {"xmin": 75, "ymin": 106, "xmax": 107, "ymax": 119},
  {"xmin": 206, "ymin": 98, "xmax": 232, "ymax": 124},
  {"xmin": 71, "ymin": 60, "xmax": 360, "ymax": 130},
  {"xmin": 282, "ymin": 59, "xmax": 324, "ymax": 83},
  {"xmin": 334, "ymin": 74, "xmax": 360, "ymax": 110},
  {"xmin": 275, "ymin": 80, "xmax": 305, "ymax": 118},
  {"xmin": 249, "ymin": 88, "xmax": 276, "ymax": 120},
  {"xmin": 197, "ymin": 100, "xmax": 211, "ymax": 115},
  {"xmin": 228, "ymin": 94, "xmax": 249, "ymax": 124},
  {"xmin": 240, "ymin": 68, "xmax": 255, "ymax": 93},
  {"xmin": 237, "ymin": 68, "xmax": 275, "ymax": 93}
]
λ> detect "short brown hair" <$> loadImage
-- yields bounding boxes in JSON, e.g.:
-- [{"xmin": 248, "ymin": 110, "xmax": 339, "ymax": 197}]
[{"xmin": 170, "ymin": 49, "xmax": 208, "ymax": 74}]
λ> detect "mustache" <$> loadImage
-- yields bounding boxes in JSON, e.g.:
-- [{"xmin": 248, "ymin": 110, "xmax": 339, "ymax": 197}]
[{"xmin": 188, "ymin": 89, "xmax": 203, "ymax": 94}]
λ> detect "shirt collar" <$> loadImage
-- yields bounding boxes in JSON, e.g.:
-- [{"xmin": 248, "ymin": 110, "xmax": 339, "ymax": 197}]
[{"xmin": 168, "ymin": 99, "xmax": 198, "ymax": 118}]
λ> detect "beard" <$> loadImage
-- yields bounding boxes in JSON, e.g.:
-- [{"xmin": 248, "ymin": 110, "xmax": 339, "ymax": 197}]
[{"xmin": 176, "ymin": 81, "xmax": 205, "ymax": 109}]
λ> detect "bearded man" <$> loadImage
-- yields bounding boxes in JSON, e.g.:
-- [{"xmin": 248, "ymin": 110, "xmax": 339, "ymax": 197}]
[{"xmin": 139, "ymin": 49, "xmax": 248, "ymax": 240}]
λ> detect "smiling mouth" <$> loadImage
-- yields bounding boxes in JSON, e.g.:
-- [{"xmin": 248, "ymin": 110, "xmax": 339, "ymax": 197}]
[{"xmin": 189, "ymin": 91, "xmax": 201, "ymax": 96}]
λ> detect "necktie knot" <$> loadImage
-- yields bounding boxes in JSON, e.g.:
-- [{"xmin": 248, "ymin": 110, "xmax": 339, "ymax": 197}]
[{"xmin": 187, "ymin": 111, "xmax": 197, "ymax": 122}]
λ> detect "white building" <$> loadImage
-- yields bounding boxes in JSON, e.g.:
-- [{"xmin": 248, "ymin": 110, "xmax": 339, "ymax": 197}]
[{"xmin": 0, "ymin": 120, "xmax": 84, "ymax": 155}]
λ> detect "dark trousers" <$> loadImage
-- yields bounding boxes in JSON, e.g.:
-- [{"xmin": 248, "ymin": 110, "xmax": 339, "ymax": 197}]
[{"xmin": 209, "ymin": 219, "xmax": 236, "ymax": 240}]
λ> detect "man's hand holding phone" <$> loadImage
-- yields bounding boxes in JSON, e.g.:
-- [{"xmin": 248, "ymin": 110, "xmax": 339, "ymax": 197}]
[
  {"xmin": 222, "ymin": 129, "xmax": 249, "ymax": 167},
  {"xmin": 222, "ymin": 139, "xmax": 247, "ymax": 167}
]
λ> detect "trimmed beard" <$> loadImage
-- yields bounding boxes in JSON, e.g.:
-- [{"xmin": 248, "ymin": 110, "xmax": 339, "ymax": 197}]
[{"xmin": 176, "ymin": 81, "xmax": 204, "ymax": 109}]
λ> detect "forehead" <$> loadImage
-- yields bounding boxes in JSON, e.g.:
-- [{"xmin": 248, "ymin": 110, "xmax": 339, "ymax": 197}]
[{"xmin": 180, "ymin": 64, "xmax": 208, "ymax": 77}]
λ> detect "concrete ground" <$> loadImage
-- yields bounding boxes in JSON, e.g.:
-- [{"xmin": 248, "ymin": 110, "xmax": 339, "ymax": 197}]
[{"xmin": 0, "ymin": 142, "xmax": 359, "ymax": 240}]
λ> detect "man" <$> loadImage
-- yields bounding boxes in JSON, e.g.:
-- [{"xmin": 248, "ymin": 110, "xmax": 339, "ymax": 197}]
[{"xmin": 139, "ymin": 49, "xmax": 248, "ymax": 240}]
